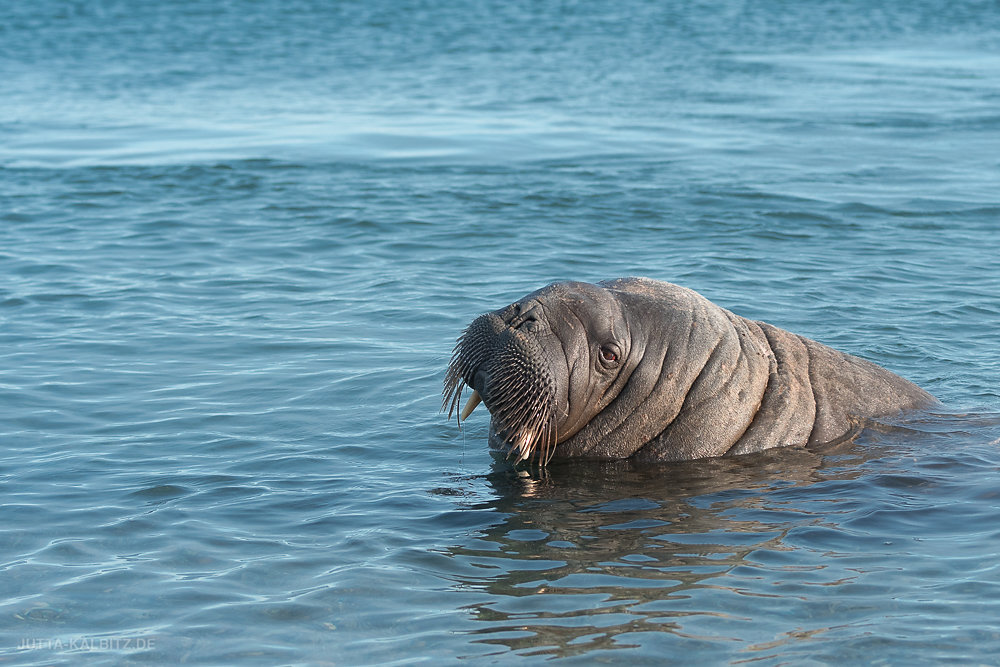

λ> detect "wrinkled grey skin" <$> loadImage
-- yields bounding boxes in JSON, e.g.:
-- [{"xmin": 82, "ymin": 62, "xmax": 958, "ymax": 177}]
[{"xmin": 444, "ymin": 278, "xmax": 936, "ymax": 464}]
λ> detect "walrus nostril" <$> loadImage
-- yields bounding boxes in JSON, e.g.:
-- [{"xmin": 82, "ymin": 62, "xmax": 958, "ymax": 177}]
[{"xmin": 509, "ymin": 301, "xmax": 541, "ymax": 330}]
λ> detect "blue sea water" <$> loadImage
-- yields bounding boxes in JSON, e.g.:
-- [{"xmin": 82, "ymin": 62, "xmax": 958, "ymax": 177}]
[{"xmin": 2, "ymin": 0, "xmax": 1000, "ymax": 663}]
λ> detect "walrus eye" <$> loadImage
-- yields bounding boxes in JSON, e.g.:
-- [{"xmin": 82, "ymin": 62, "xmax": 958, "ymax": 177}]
[{"xmin": 599, "ymin": 345, "xmax": 619, "ymax": 364}]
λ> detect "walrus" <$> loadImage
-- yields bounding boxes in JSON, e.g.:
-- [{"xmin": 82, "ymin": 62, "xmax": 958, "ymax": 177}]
[{"xmin": 443, "ymin": 278, "xmax": 936, "ymax": 464}]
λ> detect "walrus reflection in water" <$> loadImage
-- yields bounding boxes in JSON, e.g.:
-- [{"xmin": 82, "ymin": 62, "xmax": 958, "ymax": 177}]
[{"xmin": 444, "ymin": 278, "xmax": 936, "ymax": 465}]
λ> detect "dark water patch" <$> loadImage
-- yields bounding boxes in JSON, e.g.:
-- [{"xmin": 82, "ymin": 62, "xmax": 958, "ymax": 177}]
[{"xmin": 128, "ymin": 484, "xmax": 193, "ymax": 503}]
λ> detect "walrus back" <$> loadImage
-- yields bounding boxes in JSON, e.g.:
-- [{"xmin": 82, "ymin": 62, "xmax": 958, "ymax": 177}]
[{"xmin": 793, "ymin": 326, "xmax": 936, "ymax": 443}]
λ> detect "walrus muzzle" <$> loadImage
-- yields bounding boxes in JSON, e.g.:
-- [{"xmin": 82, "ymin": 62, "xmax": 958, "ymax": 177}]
[
  {"xmin": 444, "ymin": 278, "xmax": 936, "ymax": 465},
  {"xmin": 444, "ymin": 301, "xmax": 560, "ymax": 464}
]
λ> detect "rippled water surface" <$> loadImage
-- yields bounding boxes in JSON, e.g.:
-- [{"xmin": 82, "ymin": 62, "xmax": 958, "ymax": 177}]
[{"xmin": 3, "ymin": 0, "xmax": 1000, "ymax": 664}]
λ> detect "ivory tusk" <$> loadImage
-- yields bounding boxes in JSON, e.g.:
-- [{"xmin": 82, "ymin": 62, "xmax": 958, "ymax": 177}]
[{"xmin": 460, "ymin": 390, "xmax": 482, "ymax": 421}]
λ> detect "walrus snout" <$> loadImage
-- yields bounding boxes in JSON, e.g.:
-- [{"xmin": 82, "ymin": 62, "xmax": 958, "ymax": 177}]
[{"xmin": 443, "ymin": 308, "xmax": 560, "ymax": 464}]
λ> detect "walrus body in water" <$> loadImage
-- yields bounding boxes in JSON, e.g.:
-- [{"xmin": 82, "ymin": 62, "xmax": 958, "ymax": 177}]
[{"xmin": 444, "ymin": 278, "xmax": 935, "ymax": 464}]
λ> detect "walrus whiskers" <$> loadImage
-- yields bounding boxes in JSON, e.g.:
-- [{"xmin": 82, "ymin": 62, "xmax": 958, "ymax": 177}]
[{"xmin": 444, "ymin": 321, "xmax": 558, "ymax": 465}]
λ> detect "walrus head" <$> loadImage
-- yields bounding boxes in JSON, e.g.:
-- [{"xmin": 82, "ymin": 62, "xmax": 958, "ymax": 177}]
[{"xmin": 444, "ymin": 281, "xmax": 634, "ymax": 465}]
